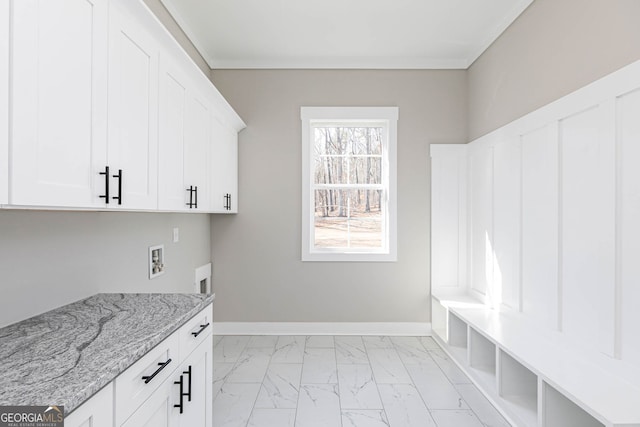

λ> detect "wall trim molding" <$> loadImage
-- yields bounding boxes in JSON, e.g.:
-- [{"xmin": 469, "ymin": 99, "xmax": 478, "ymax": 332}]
[{"xmin": 212, "ymin": 322, "xmax": 432, "ymax": 336}]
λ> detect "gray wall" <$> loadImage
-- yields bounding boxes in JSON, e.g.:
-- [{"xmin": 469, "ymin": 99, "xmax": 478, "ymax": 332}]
[
  {"xmin": 209, "ymin": 70, "xmax": 467, "ymax": 323},
  {"xmin": 468, "ymin": 0, "xmax": 640, "ymax": 140},
  {"xmin": 0, "ymin": 211, "xmax": 211, "ymax": 328}
]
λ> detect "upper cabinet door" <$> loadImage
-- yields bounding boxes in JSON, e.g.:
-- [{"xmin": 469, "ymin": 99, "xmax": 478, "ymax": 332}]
[
  {"xmin": 10, "ymin": 0, "xmax": 108, "ymax": 208},
  {"xmin": 158, "ymin": 57, "xmax": 188, "ymax": 211},
  {"xmin": 210, "ymin": 115, "xmax": 238, "ymax": 213},
  {"xmin": 108, "ymin": 4, "xmax": 159, "ymax": 210},
  {"xmin": 183, "ymin": 92, "xmax": 211, "ymax": 211},
  {"xmin": 0, "ymin": 0, "xmax": 8, "ymax": 206}
]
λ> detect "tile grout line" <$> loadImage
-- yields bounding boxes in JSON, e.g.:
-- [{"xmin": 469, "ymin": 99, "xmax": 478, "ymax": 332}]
[
  {"xmin": 393, "ymin": 336, "xmax": 440, "ymax": 426},
  {"xmin": 362, "ymin": 336, "xmax": 392, "ymax": 427},
  {"xmin": 245, "ymin": 335, "xmax": 279, "ymax": 427},
  {"xmin": 293, "ymin": 335, "xmax": 309, "ymax": 427},
  {"xmin": 332, "ymin": 336, "xmax": 344, "ymax": 427}
]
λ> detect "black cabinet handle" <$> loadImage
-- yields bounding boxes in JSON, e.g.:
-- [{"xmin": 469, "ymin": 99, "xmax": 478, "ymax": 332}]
[
  {"xmin": 112, "ymin": 169, "xmax": 122, "ymax": 205},
  {"xmin": 191, "ymin": 323, "xmax": 210, "ymax": 338},
  {"xmin": 228, "ymin": 193, "xmax": 231, "ymax": 210},
  {"xmin": 173, "ymin": 367, "xmax": 191, "ymax": 414},
  {"xmin": 99, "ymin": 166, "xmax": 110, "ymax": 204},
  {"xmin": 184, "ymin": 365, "xmax": 192, "ymax": 402},
  {"xmin": 194, "ymin": 186, "xmax": 198, "ymax": 209},
  {"xmin": 174, "ymin": 374, "xmax": 184, "ymax": 414},
  {"xmin": 186, "ymin": 186, "xmax": 198, "ymax": 209},
  {"xmin": 224, "ymin": 193, "xmax": 231, "ymax": 210},
  {"xmin": 141, "ymin": 358, "xmax": 172, "ymax": 384}
]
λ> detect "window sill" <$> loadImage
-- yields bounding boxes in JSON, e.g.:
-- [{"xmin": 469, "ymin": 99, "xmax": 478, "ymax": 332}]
[{"xmin": 302, "ymin": 251, "xmax": 397, "ymax": 262}]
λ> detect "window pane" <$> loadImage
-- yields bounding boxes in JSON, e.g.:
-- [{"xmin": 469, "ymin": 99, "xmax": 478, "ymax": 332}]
[
  {"xmin": 349, "ymin": 218, "xmax": 383, "ymax": 248},
  {"xmin": 349, "ymin": 190, "xmax": 383, "ymax": 248},
  {"xmin": 314, "ymin": 127, "xmax": 347, "ymax": 155},
  {"xmin": 351, "ymin": 127, "xmax": 383, "ymax": 155},
  {"xmin": 314, "ymin": 189, "xmax": 348, "ymax": 218},
  {"xmin": 351, "ymin": 190, "xmax": 383, "ymax": 216},
  {"xmin": 314, "ymin": 156, "xmax": 348, "ymax": 184},
  {"xmin": 314, "ymin": 189, "xmax": 383, "ymax": 249},
  {"xmin": 351, "ymin": 157, "xmax": 382, "ymax": 185}
]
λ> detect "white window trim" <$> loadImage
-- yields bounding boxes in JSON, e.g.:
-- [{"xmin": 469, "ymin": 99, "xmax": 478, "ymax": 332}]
[{"xmin": 301, "ymin": 106, "xmax": 398, "ymax": 262}]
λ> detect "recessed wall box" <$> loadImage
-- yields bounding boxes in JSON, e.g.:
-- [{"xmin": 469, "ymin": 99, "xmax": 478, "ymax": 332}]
[{"xmin": 149, "ymin": 244, "xmax": 165, "ymax": 279}]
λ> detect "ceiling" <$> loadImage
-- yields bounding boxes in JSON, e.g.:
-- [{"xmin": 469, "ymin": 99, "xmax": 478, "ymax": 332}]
[{"xmin": 160, "ymin": 0, "xmax": 534, "ymax": 70}]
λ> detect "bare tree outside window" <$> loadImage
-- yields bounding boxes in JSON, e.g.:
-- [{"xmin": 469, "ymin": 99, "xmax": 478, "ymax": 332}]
[{"xmin": 312, "ymin": 126, "xmax": 384, "ymax": 249}]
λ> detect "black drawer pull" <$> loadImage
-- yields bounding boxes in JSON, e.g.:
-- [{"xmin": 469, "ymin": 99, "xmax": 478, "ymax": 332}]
[
  {"xmin": 191, "ymin": 323, "xmax": 210, "ymax": 338},
  {"xmin": 141, "ymin": 358, "xmax": 172, "ymax": 384}
]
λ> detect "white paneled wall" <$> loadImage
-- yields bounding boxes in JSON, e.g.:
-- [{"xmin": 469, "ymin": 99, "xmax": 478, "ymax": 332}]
[
  {"xmin": 431, "ymin": 60, "xmax": 640, "ymax": 367},
  {"xmin": 520, "ymin": 125, "xmax": 559, "ymax": 331},
  {"xmin": 430, "ymin": 145, "xmax": 467, "ymax": 290},
  {"xmin": 619, "ymin": 88, "xmax": 640, "ymax": 367},
  {"xmin": 468, "ymin": 142, "xmax": 493, "ymax": 303},
  {"xmin": 559, "ymin": 104, "xmax": 616, "ymax": 356},
  {"xmin": 492, "ymin": 139, "xmax": 521, "ymax": 312}
]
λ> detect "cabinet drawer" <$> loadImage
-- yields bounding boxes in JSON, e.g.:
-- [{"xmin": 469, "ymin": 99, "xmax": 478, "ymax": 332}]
[
  {"xmin": 179, "ymin": 304, "xmax": 212, "ymax": 359},
  {"xmin": 115, "ymin": 332, "xmax": 179, "ymax": 426}
]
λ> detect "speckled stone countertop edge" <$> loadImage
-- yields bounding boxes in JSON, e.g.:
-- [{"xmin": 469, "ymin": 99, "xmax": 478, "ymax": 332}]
[
  {"xmin": 65, "ymin": 294, "xmax": 215, "ymax": 415},
  {"xmin": 0, "ymin": 293, "xmax": 215, "ymax": 415}
]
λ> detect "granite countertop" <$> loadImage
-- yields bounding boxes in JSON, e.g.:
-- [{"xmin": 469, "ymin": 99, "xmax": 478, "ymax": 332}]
[{"xmin": 0, "ymin": 293, "xmax": 214, "ymax": 415}]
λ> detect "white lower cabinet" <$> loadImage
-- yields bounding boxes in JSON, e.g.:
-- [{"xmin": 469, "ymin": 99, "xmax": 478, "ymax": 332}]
[
  {"xmin": 65, "ymin": 383, "xmax": 114, "ymax": 427},
  {"xmin": 66, "ymin": 304, "xmax": 213, "ymax": 427},
  {"xmin": 120, "ymin": 373, "xmax": 179, "ymax": 427},
  {"xmin": 116, "ymin": 304, "xmax": 213, "ymax": 427},
  {"xmin": 119, "ymin": 336, "xmax": 212, "ymax": 427},
  {"xmin": 176, "ymin": 335, "xmax": 213, "ymax": 426}
]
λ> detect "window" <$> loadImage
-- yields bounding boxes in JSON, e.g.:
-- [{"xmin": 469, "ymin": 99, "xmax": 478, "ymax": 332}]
[{"xmin": 301, "ymin": 107, "xmax": 398, "ymax": 262}]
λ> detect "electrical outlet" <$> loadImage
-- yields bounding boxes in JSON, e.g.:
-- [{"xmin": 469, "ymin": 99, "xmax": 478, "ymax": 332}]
[{"xmin": 173, "ymin": 227, "xmax": 179, "ymax": 243}]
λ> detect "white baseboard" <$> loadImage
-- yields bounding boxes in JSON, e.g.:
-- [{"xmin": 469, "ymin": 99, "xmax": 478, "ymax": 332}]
[{"xmin": 212, "ymin": 322, "xmax": 432, "ymax": 336}]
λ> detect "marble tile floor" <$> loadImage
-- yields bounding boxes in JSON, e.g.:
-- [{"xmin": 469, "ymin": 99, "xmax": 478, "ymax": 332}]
[{"xmin": 212, "ymin": 335, "xmax": 511, "ymax": 427}]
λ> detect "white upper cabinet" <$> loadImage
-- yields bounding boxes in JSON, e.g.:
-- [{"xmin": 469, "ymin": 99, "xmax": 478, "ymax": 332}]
[
  {"xmin": 158, "ymin": 59, "xmax": 213, "ymax": 212},
  {"xmin": 183, "ymin": 91, "xmax": 212, "ymax": 211},
  {"xmin": 210, "ymin": 115, "xmax": 238, "ymax": 213},
  {"xmin": 107, "ymin": 2, "xmax": 159, "ymax": 210},
  {"xmin": 10, "ymin": 0, "xmax": 108, "ymax": 208},
  {"xmin": 0, "ymin": 0, "xmax": 8, "ymax": 206},
  {"xmin": 158, "ymin": 57, "xmax": 188, "ymax": 211},
  {"xmin": 6, "ymin": 0, "xmax": 244, "ymax": 212}
]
